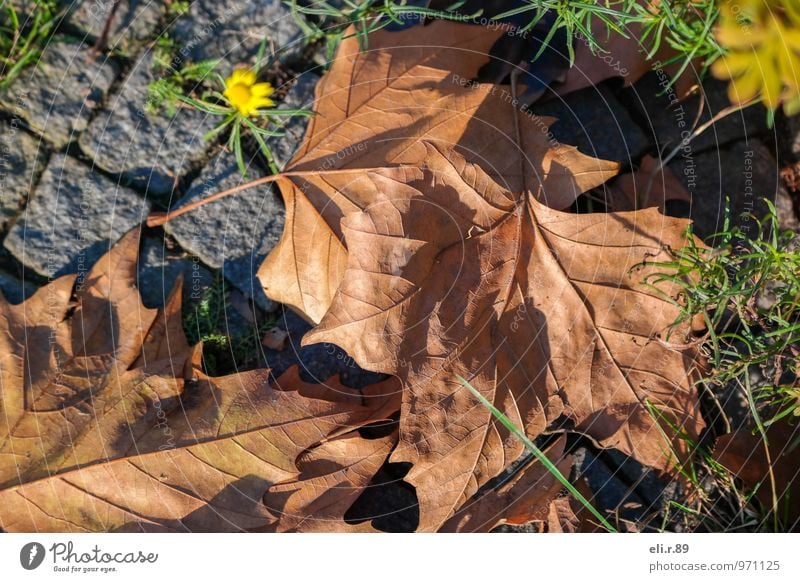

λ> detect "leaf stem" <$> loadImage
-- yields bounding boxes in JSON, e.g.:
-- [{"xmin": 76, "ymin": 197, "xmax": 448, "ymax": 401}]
[{"xmin": 146, "ymin": 167, "xmax": 389, "ymax": 226}]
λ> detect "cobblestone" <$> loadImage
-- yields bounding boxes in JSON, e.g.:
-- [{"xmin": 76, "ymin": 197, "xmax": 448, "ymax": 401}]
[{"xmin": 3, "ymin": 153, "xmax": 149, "ymax": 277}]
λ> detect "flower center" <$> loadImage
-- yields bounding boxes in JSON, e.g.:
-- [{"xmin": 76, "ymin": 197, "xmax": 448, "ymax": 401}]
[{"xmin": 227, "ymin": 83, "xmax": 252, "ymax": 109}]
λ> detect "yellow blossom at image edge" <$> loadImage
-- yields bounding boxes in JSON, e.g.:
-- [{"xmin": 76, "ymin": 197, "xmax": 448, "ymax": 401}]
[
  {"xmin": 223, "ymin": 68, "xmax": 275, "ymax": 116},
  {"xmin": 711, "ymin": 0, "xmax": 800, "ymax": 111}
]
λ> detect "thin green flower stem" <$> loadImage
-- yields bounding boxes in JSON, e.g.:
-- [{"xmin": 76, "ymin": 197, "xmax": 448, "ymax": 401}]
[
  {"xmin": 244, "ymin": 118, "xmax": 279, "ymax": 174},
  {"xmin": 261, "ymin": 108, "xmax": 313, "ymax": 116},
  {"xmin": 203, "ymin": 114, "xmax": 236, "ymax": 141}
]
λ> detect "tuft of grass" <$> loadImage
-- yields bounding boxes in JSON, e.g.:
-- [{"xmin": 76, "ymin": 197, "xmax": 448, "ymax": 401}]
[
  {"xmin": 643, "ymin": 399, "xmax": 770, "ymax": 532},
  {"xmin": 0, "ymin": 0, "xmax": 63, "ymax": 91},
  {"xmin": 183, "ymin": 273, "xmax": 274, "ymax": 376},
  {"xmin": 625, "ymin": 0, "xmax": 722, "ymax": 79},
  {"xmin": 647, "ymin": 201, "xmax": 800, "ymax": 424},
  {"xmin": 645, "ymin": 201, "xmax": 800, "ymax": 531},
  {"xmin": 146, "ymin": 37, "xmax": 218, "ymax": 117},
  {"xmin": 457, "ymin": 375, "xmax": 617, "ymax": 532},
  {"xmin": 492, "ymin": 0, "xmax": 722, "ymax": 74},
  {"xmin": 285, "ymin": 0, "xmax": 472, "ymax": 63},
  {"xmin": 285, "ymin": 0, "xmax": 728, "ymax": 103}
]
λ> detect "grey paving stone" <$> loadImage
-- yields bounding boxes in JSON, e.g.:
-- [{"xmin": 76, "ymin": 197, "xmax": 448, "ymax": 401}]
[
  {"xmin": 163, "ymin": 152, "xmax": 282, "ymax": 311},
  {"xmin": 618, "ymin": 73, "xmax": 770, "ymax": 156},
  {"xmin": 170, "ymin": 0, "xmax": 304, "ymax": 71},
  {"xmin": 136, "ymin": 234, "xmax": 215, "ymax": 308},
  {"xmin": 79, "ymin": 49, "xmax": 218, "ymax": 197},
  {"xmin": 532, "ymin": 81, "xmax": 651, "ymax": 166},
  {"xmin": 64, "ymin": 0, "xmax": 164, "ymax": 55},
  {"xmin": 0, "ymin": 121, "xmax": 49, "ymax": 229},
  {"xmin": 3, "ymin": 153, "xmax": 149, "ymax": 278},
  {"xmin": 669, "ymin": 140, "xmax": 777, "ymax": 240},
  {"xmin": 0, "ymin": 38, "xmax": 117, "ymax": 149},
  {"xmin": 267, "ymin": 73, "xmax": 320, "ymax": 169}
]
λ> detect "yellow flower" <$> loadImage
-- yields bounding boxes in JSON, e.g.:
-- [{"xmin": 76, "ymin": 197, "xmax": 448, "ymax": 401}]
[
  {"xmin": 223, "ymin": 68, "xmax": 275, "ymax": 116},
  {"xmin": 711, "ymin": 0, "xmax": 800, "ymax": 112}
]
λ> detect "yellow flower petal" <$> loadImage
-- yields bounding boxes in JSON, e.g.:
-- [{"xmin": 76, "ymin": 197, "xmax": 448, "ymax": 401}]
[
  {"xmin": 715, "ymin": 0, "xmax": 800, "ymax": 111},
  {"xmin": 721, "ymin": 26, "xmax": 770, "ymax": 50},
  {"xmin": 778, "ymin": 50, "xmax": 800, "ymax": 89},
  {"xmin": 759, "ymin": 59, "xmax": 785, "ymax": 108},
  {"xmin": 252, "ymin": 97, "xmax": 275, "ymax": 109},
  {"xmin": 728, "ymin": 70, "xmax": 762, "ymax": 104},
  {"xmin": 230, "ymin": 68, "xmax": 256, "ymax": 87},
  {"xmin": 711, "ymin": 52, "xmax": 754, "ymax": 79},
  {"xmin": 227, "ymin": 69, "xmax": 246, "ymax": 86},
  {"xmin": 251, "ymin": 82, "xmax": 275, "ymax": 98}
]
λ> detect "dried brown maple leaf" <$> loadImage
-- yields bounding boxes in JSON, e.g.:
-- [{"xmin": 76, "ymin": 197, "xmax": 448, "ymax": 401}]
[
  {"xmin": 298, "ymin": 143, "xmax": 705, "ymax": 530},
  {"xmin": 0, "ymin": 231, "xmax": 400, "ymax": 532},
  {"xmin": 0, "ymin": 229, "xmax": 191, "ymax": 491},
  {"xmin": 148, "ymin": 22, "xmax": 617, "ymax": 324}
]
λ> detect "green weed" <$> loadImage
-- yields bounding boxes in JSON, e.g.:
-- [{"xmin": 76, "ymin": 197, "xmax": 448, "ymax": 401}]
[
  {"xmin": 493, "ymin": 0, "xmax": 722, "ymax": 76},
  {"xmin": 184, "ymin": 273, "xmax": 274, "ymax": 376},
  {"xmin": 285, "ymin": 0, "xmax": 471, "ymax": 63},
  {"xmin": 146, "ymin": 37, "xmax": 218, "ymax": 117},
  {"xmin": 645, "ymin": 201, "xmax": 800, "ymax": 531},
  {"xmin": 0, "ymin": 0, "xmax": 62, "ymax": 90},
  {"xmin": 647, "ymin": 202, "xmax": 799, "ymax": 424}
]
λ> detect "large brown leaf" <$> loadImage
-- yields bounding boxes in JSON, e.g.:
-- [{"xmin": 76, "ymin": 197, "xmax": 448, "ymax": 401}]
[
  {"xmin": 0, "ymin": 231, "xmax": 400, "ymax": 532},
  {"xmin": 245, "ymin": 22, "xmax": 705, "ymax": 531},
  {"xmin": 295, "ymin": 143, "xmax": 705, "ymax": 530},
  {"xmin": 258, "ymin": 20, "xmax": 619, "ymax": 324},
  {"xmin": 0, "ymin": 363, "xmax": 399, "ymax": 532},
  {"xmin": 0, "ymin": 229, "xmax": 190, "ymax": 490}
]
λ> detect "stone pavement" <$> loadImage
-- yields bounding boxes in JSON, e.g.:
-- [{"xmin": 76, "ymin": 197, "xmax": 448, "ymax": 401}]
[{"xmin": 1, "ymin": 0, "xmax": 307, "ymax": 315}]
